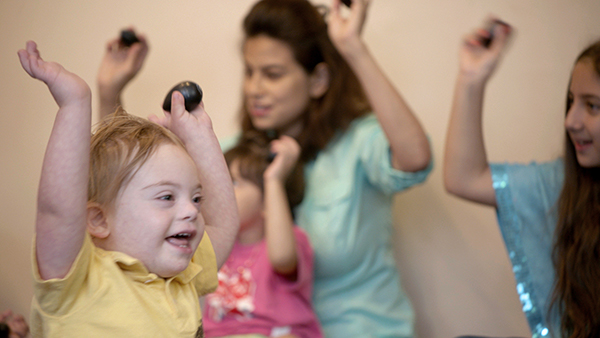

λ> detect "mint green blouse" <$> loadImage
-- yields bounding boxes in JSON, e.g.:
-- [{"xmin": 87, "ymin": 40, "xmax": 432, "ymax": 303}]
[{"xmin": 295, "ymin": 115, "xmax": 431, "ymax": 337}]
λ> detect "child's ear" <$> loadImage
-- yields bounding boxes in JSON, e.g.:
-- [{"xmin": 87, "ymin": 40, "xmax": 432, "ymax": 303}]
[
  {"xmin": 309, "ymin": 62, "xmax": 330, "ymax": 99},
  {"xmin": 86, "ymin": 203, "xmax": 110, "ymax": 239}
]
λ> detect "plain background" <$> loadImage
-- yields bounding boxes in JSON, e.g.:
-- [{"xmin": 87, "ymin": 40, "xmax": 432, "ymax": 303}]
[{"xmin": 1, "ymin": 0, "xmax": 599, "ymax": 337}]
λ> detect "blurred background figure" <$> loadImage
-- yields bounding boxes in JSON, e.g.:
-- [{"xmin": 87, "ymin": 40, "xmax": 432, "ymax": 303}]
[{"xmin": 0, "ymin": 310, "xmax": 29, "ymax": 338}]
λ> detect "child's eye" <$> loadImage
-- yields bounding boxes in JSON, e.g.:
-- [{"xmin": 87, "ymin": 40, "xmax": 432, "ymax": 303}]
[
  {"xmin": 159, "ymin": 195, "xmax": 173, "ymax": 201},
  {"xmin": 192, "ymin": 195, "xmax": 203, "ymax": 204}
]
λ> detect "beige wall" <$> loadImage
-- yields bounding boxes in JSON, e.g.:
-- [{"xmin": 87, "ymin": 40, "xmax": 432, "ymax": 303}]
[{"xmin": 1, "ymin": 0, "xmax": 599, "ymax": 337}]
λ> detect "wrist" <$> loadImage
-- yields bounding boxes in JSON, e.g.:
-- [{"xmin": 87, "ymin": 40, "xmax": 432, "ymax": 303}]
[
  {"xmin": 336, "ymin": 38, "xmax": 369, "ymax": 64},
  {"xmin": 58, "ymin": 84, "xmax": 92, "ymax": 109},
  {"xmin": 263, "ymin": 176, "xmax": 286, "ymax": 189},
  {"xmin": 179, "ymin": 122, "xmax": 218, "ymax": 154},
  {"xmin": 456, "ymin": 71, "xmax": 488, "ymax": 90},
  {"xmin": 98, "ymin": 84, "xmax": 121, "ymax": 101}
]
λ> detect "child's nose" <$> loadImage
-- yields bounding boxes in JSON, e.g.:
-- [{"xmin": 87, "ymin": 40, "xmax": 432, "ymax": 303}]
[
  {"xmin": 180, "ymin": 200, "xmax": 199, "ymax": 221},
  {"xmin": 565, "ymin": 103, "xmax": 583, "ymax": 132}
]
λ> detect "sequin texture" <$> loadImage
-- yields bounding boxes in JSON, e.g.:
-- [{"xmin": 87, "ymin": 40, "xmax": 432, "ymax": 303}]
[{"xmin": 492, "ymin": 166, "xmax": 550, "ymax": 338}]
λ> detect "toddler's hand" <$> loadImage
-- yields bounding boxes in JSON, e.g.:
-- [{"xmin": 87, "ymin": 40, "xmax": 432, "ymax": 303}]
[
  {"xmin": 18, "ymin": 41, "xmax": 91, "ymax": 107},
  {"xmin": 149, "ymin": 91, "xmax": 213, "ymax": 146}
]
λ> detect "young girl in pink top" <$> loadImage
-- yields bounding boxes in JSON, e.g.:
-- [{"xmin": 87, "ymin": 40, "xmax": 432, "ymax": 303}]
[{"xmin": 203, "ymin": 133, "xmax": 322, "ymax": 338}]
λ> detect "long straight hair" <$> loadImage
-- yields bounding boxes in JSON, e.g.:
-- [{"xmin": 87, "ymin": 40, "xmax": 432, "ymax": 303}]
[{"xmin": 551, "ymin": 39, "xmax": 600, "ymax": 338}]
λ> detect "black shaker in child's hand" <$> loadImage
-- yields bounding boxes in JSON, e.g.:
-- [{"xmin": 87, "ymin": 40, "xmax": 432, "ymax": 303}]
[
  {"xmin": 120, "ymin": 29, "xmax": 140, "ymax": 47},
  {"xmin": 162, "ymin": 81, "xmax": 203, "ymax": 112}
]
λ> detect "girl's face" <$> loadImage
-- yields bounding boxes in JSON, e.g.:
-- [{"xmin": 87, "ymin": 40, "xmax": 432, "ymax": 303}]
[
  {"xmin": 243, "ymin": 35, "xmax": 313, "ymax": 138},
  {"xmin": 565, "ymin": 59, "xmax": 600, "ymax": 168},
  {"xmin": 230, "ymin": 161, "xmax": 264, "ymax": 231}
]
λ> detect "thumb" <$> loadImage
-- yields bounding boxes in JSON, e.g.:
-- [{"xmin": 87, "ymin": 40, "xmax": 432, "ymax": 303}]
[{"xmin": 170, "ymin": 90, "xmax": 187, "ymax": 118}]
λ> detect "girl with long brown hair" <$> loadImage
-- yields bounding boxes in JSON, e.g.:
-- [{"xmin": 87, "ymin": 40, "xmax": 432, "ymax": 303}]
[{"xmin": 444, "ymin": 18, "xmax": 600, "ymax": 337}]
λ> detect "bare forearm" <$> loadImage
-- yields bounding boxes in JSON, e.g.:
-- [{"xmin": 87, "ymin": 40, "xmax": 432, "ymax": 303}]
[
  {"xmin": 444, "ymin": 75, "xmax": 496, "ymax": 206},
  {"xmin": 37, "ymin": 98, "xmax": 92, "ymax": 279},
  {"xmin": 96, "ymin": 34, "xmax": 149, "ymax": 119},
  {"xmin": 97, "ymin": 85, "xmax": 122, "ymax": 119},
  {"xmin": 19, "ymin": 40, "xmax": 93, "ymax": 279},
  {"xmin": 343, "ymin": 45, "xmax": 430, "ymax": 172},
  {"xmin": 39, "ymin": 102, "xmax": 91, "ymax": 214},
  {"xmin": 185, "ymin": 127, "xmax": 239, "ymax": 269},
  {"xmin": 263, "ymin": 179, "xmax": 297, "ymax": 275}
]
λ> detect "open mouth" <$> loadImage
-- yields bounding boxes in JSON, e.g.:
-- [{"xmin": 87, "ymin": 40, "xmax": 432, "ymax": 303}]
[
  {"xmin": 249, "ymin": 104, "xmax": 270, "ymax": 117},
  {"xmin": 573, "ymin": 139, "xmax": 592, "ymax": 151},
  {"xmin": 166, "ymin": 233, "xmax": 193, "ymax": 248}
]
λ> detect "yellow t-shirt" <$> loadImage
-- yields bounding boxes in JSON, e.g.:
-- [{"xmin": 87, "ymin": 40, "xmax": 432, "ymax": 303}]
[{"xmin": 30, "ymin": 232, "xmax": 217, "ymax": 337}]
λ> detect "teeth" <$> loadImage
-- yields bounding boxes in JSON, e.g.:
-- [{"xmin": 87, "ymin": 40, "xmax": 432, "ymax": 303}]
[
  {"xmin": 166, "ymin": 236, "xmax": 191, "ymax": 248},
  {"xmin": 173, "ymin": 233, "xmax": 191, "ymax": 238}
]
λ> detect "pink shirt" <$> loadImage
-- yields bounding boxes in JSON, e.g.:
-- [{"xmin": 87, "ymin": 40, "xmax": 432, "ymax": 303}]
[{"xmin": 203, "ymin": 227, "xmax": 322, "ymax": 338}]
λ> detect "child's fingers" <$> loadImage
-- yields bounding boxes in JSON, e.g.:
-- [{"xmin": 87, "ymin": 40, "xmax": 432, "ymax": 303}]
[
  {"xmin": 170, "ymin": 90, "xmax": 187, "ymax": 118},
  {"xmin": 475, "ymin": 27, "xmax": 491, "ymax": 43},
  {"xmin": 148, "ymin": 114, "xmax": 167, "ymax": 127},
  {"xmin": 106, "ymin": 37, "xmax": 121, "ymax": 53},
  {"xmin": 0, "ymin": 309, "xmax": 11, "ymax": 321},
  {"xmin": 17, "ymin": 49, "xmax": 33, "ymax": 75},
  {"xmin": 187, "ymin": 100, "xmax": 205, "ymax": 116},
  {"xmin": 330, "ymin": 0, "xmax": 341, "ymax": 13},
  {"xmin": 18, "ymin": 53, "xmax": 40, "ymax": 79},
  {"xmin": 134, "ymin": 33, "xmax": 149, "ymax": 48},
  {"xmin": 271, "ymin": 136, "xmax": 300, "ymax": 162},
  {"xmin": 463, "ymin": 27, "xmax": 488, "ymax": 49},
  {"xmin": 347, "ymin": 0, "xmax": 369, "ymax": 32},
  {"xmin": 18, "ymin": 41, "xmax": 45, "ymax": 78},
  {"xmin": 489, "ymin": 23, "xmax": 512, "ymax": 53},
  {"xmin": 26, "ymin": 40, "xmax": 39, "ymax": 56}
]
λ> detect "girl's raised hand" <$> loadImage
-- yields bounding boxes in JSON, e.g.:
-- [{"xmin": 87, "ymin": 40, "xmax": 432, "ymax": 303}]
[
  {"xmin": 264, "ymin": 136, "xmax": 301, "ymax": 183},
  {"xmin": 18, "ymin": 41, "xmax": 90, "ymax": 107},
  {"xmin": 97, "ymin": 29, "xmax": 149, "ymax": 98},
  {"xmin": 459, "ymin": 18, "xmax": 513, "ymax": 84},
  {"xmin": 328, "ymin": 0, "xmax": 371, "ymax": 56}
]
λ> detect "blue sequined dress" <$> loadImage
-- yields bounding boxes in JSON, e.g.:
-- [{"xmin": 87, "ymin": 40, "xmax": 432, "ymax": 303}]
[{"xmin": 490, "ymin": 159, "xmax": 564, "ymax": 337}]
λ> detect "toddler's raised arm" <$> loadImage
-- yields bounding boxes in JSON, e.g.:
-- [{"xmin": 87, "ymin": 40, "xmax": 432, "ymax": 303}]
[
  {"xmin": 18, "ymin": 41, "xmax": 92, "ymax": 280},
  {"xmin": 150, "ymin": 92, "xmax": 239, "ymax": 269}
]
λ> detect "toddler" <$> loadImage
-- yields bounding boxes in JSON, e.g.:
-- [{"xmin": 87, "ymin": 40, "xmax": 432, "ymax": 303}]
[{"xmin": 17, "ymin": 41, "xmax": 238, "ymax": 337}]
